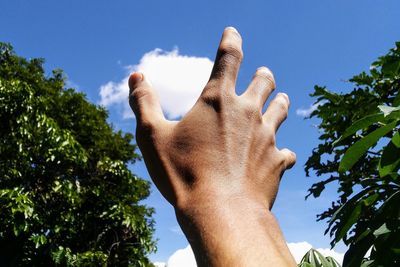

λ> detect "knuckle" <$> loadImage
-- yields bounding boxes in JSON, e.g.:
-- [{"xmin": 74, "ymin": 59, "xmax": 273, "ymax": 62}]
[
  {"xmin": 271, "ymin": 149, "xmax": 286, "ymax": 169},
  {"xmin": 264, "ymin": 122, "xmax": 274, "ymax": 133},
  {"xmin": 242, "ymin": 101, "xmax": 262, "ymax": 122},
  {"xmin": 279, "ymin": 153, "xmax": 286, "ymax": 164},
  {"xmin": 266, "ymin": 132, "xmax": 276, "ymax": 146},
  {"xmin": 201, "ymin": 93, "xmax": 223, "ymax": 112},
  {"xmin": 201, "ymin": 86, "xmax": 234, "ymax": 112},
  {"xmin": 282, "ymin": 108, "xmax": 289, "ymax": 119},
  {"xmin": 263, "ymin": 124, "xmax": 277, "ymax": 144},
  {"xmin": 129, "ymin": 87, "xmax": 147, "ymax": 107},
  {"xmin": 136, "ymin": 120, "xmax": 157, "ymax": 145},
  {"xmin": 290, "ymin": 153, "xmax": 297, "ymax": 165},
  {"xmin": 129, "ymin": 88, "xmax": 150, "ymax": 118},
  {"xmin": 255, "ymin": 67, "xmax": 276, "ymax": 88},
  {"xmin": 274, "ymin": 97, "xmax": 289, "ymax": 114},
  {"xmin": 138, "ymin": 119, "xmax": 156, "ymax": 136},
  {"xmin": 290, "ymin": 150, "xmax": 297, "ymax": 160},
  {"xmin": 278, "ymin": 93, "xmax": 290, "ymax": 106},
  {"xmin": 282, "ymin": 149, "xmax": 296, "ymax": 169},
  {"xmin": 218, "ymin": 43, "xmax": 243, "ymax": 62},
  {"xmin": 270, "ymin": 137, "xmax": 277, "ymax": 147}
]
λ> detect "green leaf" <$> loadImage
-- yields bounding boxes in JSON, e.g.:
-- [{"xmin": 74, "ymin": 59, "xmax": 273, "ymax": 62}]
[
  {"xmin": 306, "ymin": 42, "xmax": 400, "ymax": 267},
  {"xmin": 335, "ymin": 202, "xmax": 362, "ymax": 243},
  {"xmin": 299, "ymin": 263, "xmax": 314, "ymax": 267},
  {"xmin": 333, "ymin": 113, "xmax": 384, "ymax": 147},
  {"xmin": 373, "ymin": 223, "xmax": 391, "ymax": 237},
  {"xmin": 374, "ymin": 190, "xmax": 400, "ymax": 219},
  {"xmin": 339, "ymin": 120, "xmax": 399, "ymax": 172},
  {"xmin": 381, "ymin": 57, "xmax": 400, "ymax": 75},
  {"xmin": 343, "ymin": 233, "xmax": 375, "ymax": 267},
  {"xmin": 327, "ymin": 188, "xmax": 378, "ymax": 236},
  {"xmin": 316, "ymin": 252, "xmax": 333, "ymax": 267},
  {"xmin": 30, "ymin": 234, "xmax": 47, "ymax": 248},
  {"xmin": 360, "ymin": 260, "xmax": 375, "ymax": 267},
  {"xmin": 393, "ymin": 94, "xmax": 400, "ymax": 106},
  {"xmin": 379, "ymin": 131, "xmax": 400, "ymax": 177},
  {"xmin": 326, "ymin": 256, "xmax": 341, "ymax": 267},
  {"xmin": 314, "ymin": 87, "xmax": 341, "ymax": 103},
  {"xmin": 299, "ymin": 249, "xmax": 340, "ymax": 267},
  {"xmin": 0, "ymin": 43, "xmax": 155, "ymax": 265}
]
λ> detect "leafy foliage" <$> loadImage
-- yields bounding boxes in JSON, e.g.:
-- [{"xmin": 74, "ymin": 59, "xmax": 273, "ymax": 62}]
[
  {"xmin": 0, "ymin": 43, "xmax": 156, "ymax": 266},
  {"xmin": 299, "ymin": 249, "xmax": 341, "ymax": 267},
  {"xmin": 305, "ymin": 42, "xmax": 400, "ymax": 266}
]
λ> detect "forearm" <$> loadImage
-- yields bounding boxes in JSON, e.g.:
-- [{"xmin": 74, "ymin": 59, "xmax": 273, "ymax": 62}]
[
  {"xmin": 175, "ymin": 191, "xmax": 297, "ymax": 267},
  {"xmin": 129, "ymin": 27, "xmax": 297, "ymax": 266}
]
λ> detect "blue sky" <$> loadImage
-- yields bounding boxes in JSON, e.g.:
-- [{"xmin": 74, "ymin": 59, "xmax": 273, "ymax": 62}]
[{"xmin": 2, "ymin": 0, "xmax": 400, "ymax": 264}]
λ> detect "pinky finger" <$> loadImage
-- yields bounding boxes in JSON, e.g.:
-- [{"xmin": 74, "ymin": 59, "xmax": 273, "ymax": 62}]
[{"xmin": 280, "ymin": 148, "xmax": 296, "ymax": 169}]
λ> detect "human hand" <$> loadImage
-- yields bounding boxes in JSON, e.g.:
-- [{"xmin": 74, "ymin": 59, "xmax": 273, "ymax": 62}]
[
  {"xmin": 128, "ymin": 27, "xmax": 295, "ymax": 210},
  {"xmin": 128, "ymin": 27, "xmax": 296, "ymax": 266}
]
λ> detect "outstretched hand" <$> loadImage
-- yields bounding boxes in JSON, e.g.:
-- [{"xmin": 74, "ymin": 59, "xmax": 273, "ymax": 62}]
[{"xmin": 129, "ymin": 27, "xmax": 297, "ymax": 267}]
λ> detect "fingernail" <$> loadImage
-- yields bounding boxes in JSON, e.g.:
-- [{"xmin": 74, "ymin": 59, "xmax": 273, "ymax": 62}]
[
  {"xmin": 256, "ymin": 66, "xmax": 273, "ymax": 76},
  {"xmin": 278, "ymin": 93, "xmax": 289, "ymax": 103},
  {"xmin": 129, "ymin": 72, "xmax": 143, "ymax": 88},
  {"xmin": 225, "ymin": 26, "xmax": 239, "ymax": 34}
]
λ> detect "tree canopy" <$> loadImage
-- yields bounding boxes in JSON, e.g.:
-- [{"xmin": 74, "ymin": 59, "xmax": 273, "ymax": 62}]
[
  {"xmin": 0, "ymin": 43, "xmax": 156, "ymax": 266},
  {"xmin": 305, "ymin": 43, "xmax": 400, "ymax": 266}
]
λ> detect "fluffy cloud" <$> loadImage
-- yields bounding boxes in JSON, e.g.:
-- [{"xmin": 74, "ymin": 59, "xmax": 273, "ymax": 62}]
[
  {"xmin": 155, "ymin": 242, "xmax": 344, "ymax": 267},
  {"xmin": 296, "ymin": 102, "xmax": 323, "ymax": 118},
  {"xmin": 166, "ymin": 245, "xmax": 197, "ymax": 267},
  {"xmin": 99, "ymin": 48, "xmax": 213, "ymax": 119}
]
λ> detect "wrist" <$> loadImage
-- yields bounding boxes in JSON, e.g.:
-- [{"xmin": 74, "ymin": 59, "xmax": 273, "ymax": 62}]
[
  {"xmin": 175, "ymin": 191, "xmax": 270, "ymax": 222},
  {"xmin": 174, "ymin": 192, "xmax": 293, "ymax": 266},
  {"xmin": 174, "ymin": 180, "xmax": 270, "ymax": 214}
]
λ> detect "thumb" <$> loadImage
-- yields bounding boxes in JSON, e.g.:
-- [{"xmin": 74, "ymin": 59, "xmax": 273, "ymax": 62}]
[
  {"xmin": 280, "ymin": 148, "xmax": 296, "ymax": 170},
  {"xmin": 128, "ymin": 72, "xmax": 165, "ymax": 127}
]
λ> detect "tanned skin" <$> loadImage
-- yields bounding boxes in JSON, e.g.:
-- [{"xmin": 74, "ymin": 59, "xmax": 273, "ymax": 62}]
[{"xmin": 128, "ymin": 27, "xmax": 297, "ymax": 267}]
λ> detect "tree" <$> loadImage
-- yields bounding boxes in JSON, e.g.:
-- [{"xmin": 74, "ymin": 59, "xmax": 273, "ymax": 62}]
[
  {"xmin": 0, "ymin": 43, "xmax": 156, "ymax": 266},
  {"xmin": 305, "ymin": 42, "xmax": 400, "ymax": 266}
]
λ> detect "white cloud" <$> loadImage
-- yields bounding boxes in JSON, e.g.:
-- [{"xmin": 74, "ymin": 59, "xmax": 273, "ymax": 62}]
[
  {"xmin": 296, "ymin": 102, "xmax": 323, "ymax": 118},
  {"xmin": 99, "ymin": 48, "xmax": 213, "ymax": 119},
  {"xmin": 166, "ymin": 245, "xmax": 197, "ymax": 267},
  {"xmin": 154, "ymin": 242, "xmax": 344, "ymax": 267},
  {"xmin": 287, "ymin": 241, "xmax": 313, "ymax": 263},
  {"xmin": 153, "ymin": 262, "xmax": 166, "ymax": 267}
]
